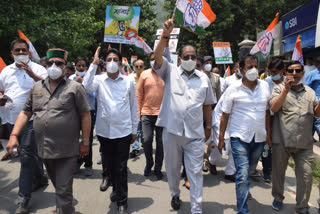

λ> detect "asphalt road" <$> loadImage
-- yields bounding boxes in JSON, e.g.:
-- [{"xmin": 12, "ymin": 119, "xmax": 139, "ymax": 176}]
[{"xmin": 0, "ymin": 139, "xmax": 320, "ymax": 214}]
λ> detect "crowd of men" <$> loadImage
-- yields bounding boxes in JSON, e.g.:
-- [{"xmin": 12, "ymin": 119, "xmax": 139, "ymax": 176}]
[{"xmin": 1, "ymin": 16, "xmax": 320, "ymax": 214}]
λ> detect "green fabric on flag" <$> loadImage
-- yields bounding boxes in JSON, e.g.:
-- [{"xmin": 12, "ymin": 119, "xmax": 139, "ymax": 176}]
[{"xmin": 175, "ymin": 8, "xmax": 207, "ymax": 36}]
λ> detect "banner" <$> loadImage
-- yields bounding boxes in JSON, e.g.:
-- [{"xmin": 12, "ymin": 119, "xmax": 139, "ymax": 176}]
[
  {"xmin": 104, "ymin": 6, "xmax": 140, "ymax": 45},
  {"xmin": 212, "ymin": 42, "xmax": 233, "ymax": 64},
  {"xmin": 154, "ymin": 28, "xmax": 180, "ymax": 53}
]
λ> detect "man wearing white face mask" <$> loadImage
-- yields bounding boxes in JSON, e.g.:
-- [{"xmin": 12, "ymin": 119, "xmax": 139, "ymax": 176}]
[
  {"xmin": 153, "ymin": 16, "xmax": 216, "ymax": 214},
  {"xmin": 0, "ymin": 38, "xmax": 48, "ymax": 214},
  {"xmin": 83, "ymin": 47, "xmax": 138, "ymax": 214},
  {"xmin": 7, "ymin": 48, "xmax": 91, "ymax": 214},
  {"xmin": 218, "ymin": 54, "xmax": 271, "ymax": 214}
]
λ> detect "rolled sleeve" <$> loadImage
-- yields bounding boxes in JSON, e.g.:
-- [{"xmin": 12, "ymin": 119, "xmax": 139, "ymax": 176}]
[
  {"xmin": 153, "ymin": 56, "xmax": 169, "ymax": 81},
  {"xmin": 82, "ymin": 64, "xmax": 98, "ymax": 92},
  {"xmin": 221, "ymin": 87, "xmax": 234, "ymax": 114},
  {"xmin": 74, "ymin": 84, "xmax": 91, "ymax": 112}
]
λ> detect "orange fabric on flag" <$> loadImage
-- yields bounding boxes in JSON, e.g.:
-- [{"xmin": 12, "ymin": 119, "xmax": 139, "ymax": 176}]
[
  {"xmin": 266, "ymin": 13, "xmax": 279, "ymax": 32},
  {"xmin": 18, "ymin": 29, "xmax": 30, "ymax": 42},
  {"xmin": 225, "ymin": 66, "xmax": 231, "ymax": 77},
  {"xmin": 187, "ymin": 0, "xmax": 216, "ymax": 23},
  {"xmin": 0, "ymin": 57, "xmax": 6, "ymax": 73},
  {"xmin": 108, "ymin": 44, "xmax": 112, "ymax": 50},
  {"xmin": 295, "ymin": 35, "xmax": 302, "ymax": 55}
]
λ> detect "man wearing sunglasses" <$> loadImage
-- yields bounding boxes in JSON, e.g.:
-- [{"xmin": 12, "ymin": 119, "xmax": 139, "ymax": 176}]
[
  {"xmin": 1, "ymin": 38, "xmax": 48, "ymax": 214},
  {"xmin": 270, "ymin": 61, "xmax": 320, "ymax": 214},
  {"xmin": 7, "ymin": 48, "xmax": 92, "ymax": 214},
  {"xmin": 153, "ymin": 16, "xmax": 216, "ymax": 214}
]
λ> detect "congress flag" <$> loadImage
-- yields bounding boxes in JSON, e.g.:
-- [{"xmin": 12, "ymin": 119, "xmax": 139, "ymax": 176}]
[
  {"xmin": 250, "ymin": 13, "xmax": 279, "ymax": 59},
  {"xmin": 292, "ymin": 35, "xmax": 304, "ymax": 65},
  {"xmin": 135, "ymin": 36, "xmax": 153, "ymax": 55},
  {"xmin": 175, "ymin": 0, "xmax": 216, "ymax": 36},
  {"xmin": 18, "ymin": 29, "xmax": 40, "ymax": 63},
  {"xmin": 0, "ymin": 57, "xmax": 6, "ymax": 73},
  {"xmin": 224, "ymin": 66, "xmax": 231, "ymax": 78}
]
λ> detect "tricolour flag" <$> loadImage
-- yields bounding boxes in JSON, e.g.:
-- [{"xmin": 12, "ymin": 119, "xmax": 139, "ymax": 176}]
[
  {"xmin": 250, "ymin": 13, "xmax": 279, "ymax": 59},
  {"xmin": 292, "ymin": 35, "xmax": 304, "ymax": 65},
  {"xmin": 18, "ymin": 29, "xmax": 40, "ymax": 63},
  {"xmin": 224, "ymin": 66, "xmax": 231, "ymax": 78},
  {"xmin": 0, "ymin": 57, "xmax": 6, "ymax": 73},
  {"xmin": 135, "ymin": 36, "xmax": 153, "ymax": 55},
  {"xmin": 175, "ymin": 0, "xmax": 216, "ymax": 36}
]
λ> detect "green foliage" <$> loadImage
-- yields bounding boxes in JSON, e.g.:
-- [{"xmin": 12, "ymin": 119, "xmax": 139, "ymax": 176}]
[{"xmin": 0, "ymin": 0, "xmax": 157, "ymax": 64}]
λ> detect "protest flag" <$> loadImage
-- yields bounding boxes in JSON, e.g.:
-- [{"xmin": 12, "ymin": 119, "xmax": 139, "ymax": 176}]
[
  {"xmin": 292, "ymin": 35, "xmax": 304, "ymax": 65},
  {"xmin": 174, "ymin": 0, "xmax": 216, "ymax": 36},
  {"xmin": 135, "ymin": 36, "xmax": 153, "ymax": 55},
  {"xmin": 224, "ymin": 66, "xmax": 231, "ymax": 78},
  {"xmin": 250, "ymin": 13, "xmax": 279, "ymax": 59},
  {"xmin": 18, "ymin": 29, "xmax": 40, "ymax": 63},
  {"xmin": 0, "ymin": 57, "xmax": 6, "ymax": 73}
]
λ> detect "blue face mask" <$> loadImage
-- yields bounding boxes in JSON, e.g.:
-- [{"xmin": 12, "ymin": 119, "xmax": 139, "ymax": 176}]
[{"xmin": 272, "ymin": 74, "xmax": 281, "ymax": 81}]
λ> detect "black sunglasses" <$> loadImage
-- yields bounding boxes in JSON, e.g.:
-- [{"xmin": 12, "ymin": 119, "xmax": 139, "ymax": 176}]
[
  {"xmin": 287, "ymin": 68, "xmax": 303, "ymax": 73},
  {"xmin": 47, "ymin": 60, "xmax": 64, "ymax": 66},
  {"xmin": 182, "ymin": 55, "xmax": 196, "ymax": 61},
  {"xmin": 135, "ymin": 65, "xmax": 144, "ymax": 69}
]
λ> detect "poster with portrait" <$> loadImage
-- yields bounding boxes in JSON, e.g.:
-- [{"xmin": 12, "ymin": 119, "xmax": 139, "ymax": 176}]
[
  {"xmin": 104, "ymin": 6, "xmax": 140, "ymax": 45},
  {"xmin": 154, "ymin": 28, "xmax": 180, "ymax": 53},
  {"xmin": 212, "ymin": 42, "xmax": 233, "ymax": 64}
]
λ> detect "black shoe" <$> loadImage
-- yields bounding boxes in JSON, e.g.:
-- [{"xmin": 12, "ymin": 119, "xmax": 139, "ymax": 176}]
[
  {"xmin": 202, "ymin": 160, "xmax": 209, "ymax": 172},
  {"xmin": 100, "ymin": 177, "xmax": 111, "ymax": 192},
  {"xmin": 129, "ymin": 150, "xmax": 139, "ymax": 158},
  {"xmin": 209, "ymin": 163, "xmax": 217, "ymax": 175},
  {"xmin": 224, "ymin": 174, "xmax": 236, "ymax": 182},
  {"xmin": 117, "ymin": 204, "xmax": 128, "ymax": 214},
  {"xmin": 154, "ymin": 170, "xmax": 163, "ymax": 180},
  {"xmin": 171, "ymin": 196, "xmax": 181, "ymax": 210},
  {"xmin": 110, "ymin": 191, "xmax": 118, "ymax": 202},
  {"xmin": 144, "ymin": 167, "xmax": 152, "ymax": 177}
]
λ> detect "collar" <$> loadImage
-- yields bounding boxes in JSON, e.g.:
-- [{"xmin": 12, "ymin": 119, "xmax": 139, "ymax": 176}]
[
  {"xmin": 43, "ymin": 75, "xmax": 67, "ymax": 88},
  {"xmin": 178, "ymin": 66, "xmax": 201, "ymax": 78},
  {"xmin": 105, "ymin": 72, "xmax": 124, "ymax": 81}
]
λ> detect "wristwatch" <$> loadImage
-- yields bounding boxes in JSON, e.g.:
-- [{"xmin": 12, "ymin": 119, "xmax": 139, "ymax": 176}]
[{"xmin": 80, "ymin": 140, "xmax": 90, "ymax": 146}]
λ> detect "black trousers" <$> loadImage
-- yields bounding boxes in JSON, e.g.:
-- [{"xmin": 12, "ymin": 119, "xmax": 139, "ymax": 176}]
[
  {"xmin": 98, "ymin": 134, "xmax": 131, "ymax": 206},
  {"xmin": 141, "ymin": 115, "xmax": 163, "ymax": 172}
]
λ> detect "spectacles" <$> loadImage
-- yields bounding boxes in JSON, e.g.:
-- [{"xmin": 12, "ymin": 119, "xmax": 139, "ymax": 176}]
[
  {"xmin": 47, "ymin": 60, "xmax": 64, "ymax": 66},
  {"xmin": 106, "ymin": 58, "xmax": 119, "ymax": 62},
  {"xmin": 182, "ymin": 55, "xmax": 196, "ymax": 61},
  {"xmin": 287, "ymin": 68, "xmax": 303, "ymax": 73},
  {"xmin": 135, "ymin": 65, "xmax": 144, "ymax": 69}
]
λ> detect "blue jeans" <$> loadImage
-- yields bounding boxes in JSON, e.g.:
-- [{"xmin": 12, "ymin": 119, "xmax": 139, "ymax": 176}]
[
  {"xmin": 313, "ymin": 116, "xmax": 320, "ymax": 137},
  {"xmin": 131, "ymin": 121, "xmax": 143, "ymax": 151},
  {"xmin": 6, "ymin": 121, "xmax": 46, "ymax": 204},
  {"xmin": 231, "ymin": 137, "xmax": 265, "ymax": 214}
]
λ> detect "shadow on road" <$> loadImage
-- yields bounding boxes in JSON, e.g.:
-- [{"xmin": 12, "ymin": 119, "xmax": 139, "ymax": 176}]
[{"xmin": 106, "ymin": 197, "xmax": 153, "ymax": 214}]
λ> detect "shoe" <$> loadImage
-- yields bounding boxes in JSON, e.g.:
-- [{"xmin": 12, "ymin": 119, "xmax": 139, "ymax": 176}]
[
  {"xmin": 224, "ymin": 174, "xmax": 236, "ymax": 182},
  {"xmin": 15, "ymin": 203, "xmax": 28, "ymax": 214},
  {"xmin": 97, "ymin": 158, "xmax": 102, "ymax": 165},
  {"xmin": 209, "ymin": 164, "xmax": 217, "ymax": 175},
  {"xmin": 144, "ymin": 167, "xmax": 152, "ymax": 177},
  {"xmin": 110, "ymin": 191, "xmax": 117, "ymax": 202},
  {"xmin": 129, "ymin": 150, "xmax": 139, "ymax": 158},
  {"xmin": 250, "ymin": 170, "xmax": 261, "ymax": 178},
  {"xmin": 84, "ymin": 167, "xmax": 93, "ymax": 176},
  {"xmin": 154, "ymin": 170, "xmax": 163, "ymax": 180},
  {"xmin": 171, "ymin": 196, "xmax": 181, "ymax": 210},
  {"xmin": 202, "ymin": 160, "xmax": 209, "ymax": 172},
  {"xmin": 272, "ymin": 199, "xmax": 283, "ymax": 211},
  {"xmin": 263, "ymin": 174, "xmax": 271, "ymax": 183},
  {"xmin": 117, "ymin": 204, "xmax": 128, "ymax": 214},
  {"xmin": 248, "ymin": 192, "xmax": 252, "ymax": 200},
  {"xmin": 183, "ymin": 178, "xmax": 190, "ymax": 190},
  {"xmin": 32, "ymin": 176, "xmax": 49, "ymax": 192},
  {"xmin": 100, "ymin": 177, "xmax": 111, "ymax": 192}
]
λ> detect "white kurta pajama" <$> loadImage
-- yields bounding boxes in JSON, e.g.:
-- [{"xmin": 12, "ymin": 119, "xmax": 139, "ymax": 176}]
[{"xmin": 153, "ymin": 57, "xmax": 215, "ymax": 214}]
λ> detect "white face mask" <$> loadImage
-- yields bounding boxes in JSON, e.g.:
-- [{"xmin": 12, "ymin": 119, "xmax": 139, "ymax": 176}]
[
  {"xmin": 107, "ymin": 61, "xmax": 119, "ymax": 74},
  {"xmin": 204, "ymin": 64, "xmax": 212, "ymax": 72},
  {"xmin": 150, "ymin": 60, "xmax": 155, "ymax": 69},
  {"xmin": 181, "ymin": 59, "xmax": 196, "ymax": 72},
  {"xmin": 76, "ymin": 70, "xmax": 86, "ymax": 77},
  {"xmin": 13, "ymin": 54, "xmax": 29, "ymax": 64},
  {"xmin": 245, "ymin": 67, "xmax": 258, "ymax": 81},
  {"xmin": 47, "ymin": 65, "xmax": 63, "ymax": 80}
]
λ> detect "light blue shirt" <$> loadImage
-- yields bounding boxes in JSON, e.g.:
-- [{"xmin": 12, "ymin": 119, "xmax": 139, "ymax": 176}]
[{"xmin": 305, "ymin": 68, "xmax": 320, "ymax": 99}]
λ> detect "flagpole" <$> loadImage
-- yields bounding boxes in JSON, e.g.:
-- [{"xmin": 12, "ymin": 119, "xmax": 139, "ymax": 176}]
[{"xmin": 119, "ymin": 43, "xmax": 122, "ymax": 53}]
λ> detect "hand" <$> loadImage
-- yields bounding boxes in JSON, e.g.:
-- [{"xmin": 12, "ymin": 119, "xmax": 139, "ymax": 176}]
[
  {"xmin": 163, "ymin": 15, "xmax": 175, "ymax": 37},
  {"xmin": 218, "ymin": 138, "xmax": 226, "ymax": 154},
  {"xmin": 284, "ymin": 75, "xmax": 294, "ymax": 90},
  {"xmin": 266, "ymin": 135, "xmax": 272, "ymax": 148},
  {"xmin": 75, "ymin": 76, "xmax": 83, "ymax": 83},
  {"xmin": 130, "ymin": 134, "xmax": 137, "ymax": 144},
  {"xmin": 19, "ymin": 62, "xmax": 34, "ymax": 78},
  {"xmin": 204, "ymin": 127, "xmax": 211, "ymax": 142},
  {"xmin": 6, "ymin": 136, "xmax": 19, "ymax": 155},
  {"xmin": 92, "ymin": 46, "xmax": 101, "ymax": 65},
  {"xmin": 79, "ymin": 143, "xmax": 89, "ymax": 157}
]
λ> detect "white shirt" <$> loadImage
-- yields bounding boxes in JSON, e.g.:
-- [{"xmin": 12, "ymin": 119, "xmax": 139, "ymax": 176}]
[
  {"xmin": 0, "ymin": 61, "xmax": 47, "ymax": 124},
  {"xmin": 221, "ymin": 73, "xmax": 242, "ymax": 93},
  {"xmin": 82, "ymin": 64, "xmax": 139, "ymax": 139},
  {"xmin": 221, "ymin": 80, "xmax": 270, "ymax": 143},
  {"xmin": 153, "ymin": 57, "xmax": 216, "ymax": 139}
]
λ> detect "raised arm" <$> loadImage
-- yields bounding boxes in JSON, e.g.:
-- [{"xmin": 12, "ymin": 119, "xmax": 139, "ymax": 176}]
[{"xmin": 83, "ymin": 46, "xmax": 100, "ymax": 92}]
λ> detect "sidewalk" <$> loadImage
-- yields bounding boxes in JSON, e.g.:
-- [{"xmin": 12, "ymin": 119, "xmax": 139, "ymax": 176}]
[{"xmin": 0, "ymin": 139, "xmax": 319, "ymax": 214}]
